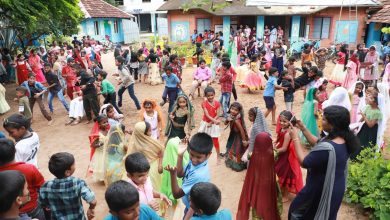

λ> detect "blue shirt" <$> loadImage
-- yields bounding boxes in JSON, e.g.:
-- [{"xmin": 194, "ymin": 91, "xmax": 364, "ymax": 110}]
[
  {"xmin": 191, "ymin": 209, "xmax": 233, "ymax": 220},
  {"xmin": 161, "ymin": 73, "xmax": 180, "ymax": 88},
  {"xmin": 263, "ymin": 76, "xmax": 277, "ymax": 97},
  {"xmin": 104, "ymin": 204, "xmax": 162, "ymax": 220},
  {"xmin": 182, "ymin": 160, "xmax": 210, "ymax": 208}
]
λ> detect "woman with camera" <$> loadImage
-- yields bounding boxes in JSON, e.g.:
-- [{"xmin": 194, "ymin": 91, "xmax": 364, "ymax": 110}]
[{"xmin": 287, "ymin": 105, "xmax": 359, "ymax": 220}]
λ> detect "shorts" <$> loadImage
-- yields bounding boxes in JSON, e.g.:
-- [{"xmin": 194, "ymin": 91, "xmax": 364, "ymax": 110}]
[
  {"xmin": 284, "ymin": 93, "xmax": 294, "ymax": 102},
  {"xmin": 263, "ymin": 96, "xmax": 275, "ymax": 109}
]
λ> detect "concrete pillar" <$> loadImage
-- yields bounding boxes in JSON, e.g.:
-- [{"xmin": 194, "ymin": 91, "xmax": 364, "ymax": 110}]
[
  {"xmin": 223, "ymin": 16, "xmax": 230, "ymax": 49},
  {"xmin": 256, "ymin": 16, "xmax": 264, "ymax": 39},
  {"xmin": 290, "ymin": 16, "xmax": 301, "ymax": 43},
  {"xmin": 151, "ymin": 13, "xmax": 156, "ymax": 33}
]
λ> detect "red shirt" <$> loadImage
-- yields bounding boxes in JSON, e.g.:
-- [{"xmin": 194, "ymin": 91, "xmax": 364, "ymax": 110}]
[
  {"xmin": 202, "ymin": 100, "xmax": 221, "ymax": 123},
  {"xmin": 0, "ymin": 162, "xmax": 45, "ymax": 212},
  {"xmin": 219, "ymin": 71, "xmax": 233, "ymax": 93},
  {"xmin": 229, "ymin": 66, "xmax": 237, "ymax": 81},
  {"xmin": 62, "ymin": 65, "xmax": 76, "ymax": 85}
]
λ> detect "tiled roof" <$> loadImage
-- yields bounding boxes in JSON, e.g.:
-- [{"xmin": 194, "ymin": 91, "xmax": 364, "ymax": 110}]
[
  {"xmin": 80, "ymin": 0, "xmax": 134, "ymax": 19},
  {"xmin": 368, "ymin": 0, "xmax": 390, "ymax": 23}
]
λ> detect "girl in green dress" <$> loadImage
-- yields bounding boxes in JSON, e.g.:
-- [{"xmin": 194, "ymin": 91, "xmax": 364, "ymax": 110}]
[{"xmin": 165, "ymin": 94, "xmax": 195, "ymax": 140}]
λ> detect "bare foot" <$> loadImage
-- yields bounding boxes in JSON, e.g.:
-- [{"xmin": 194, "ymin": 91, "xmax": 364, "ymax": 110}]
[
  {"xmin": 272, "ymin": 122, "xmax": 277, "ymax": 125},
  {"xmin": 65, "ymin": 119, "xmax": 74, "ymax": 126},
  {"xmin": 282, "ymin": 197, "xmax": 290, "ymax": 203},
  {"xmin": 48, "ymin": 119, "xmax": 54, "ymax": 126},
  {"xmin": 85, "ymin": 120, "xmax": 92, "ymax": 124},
  {"xmin": 71, "ymin": 119, "xmax": 81, "ymax": 126}
]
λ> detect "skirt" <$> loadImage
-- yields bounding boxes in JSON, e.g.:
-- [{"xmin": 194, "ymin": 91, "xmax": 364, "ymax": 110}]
[
  {"xmin": 139, "ymin": 61, "xmax": 148, "ymax": 75},
  {"xmin": 91, "ymin": 146, "xmax": 105, "ymax": 182},
  {"xmin": 243, "ymin": 72, "xmax": 263, "ymax": 91},
  {"xmin": 198, "ymin": 120, "xmax": 220, "ymax": 138},
  {"xmin": 330, "ymin": 63, "xmax": 347, "ymax": 84},
  {"xmin": 148, "ymin": 63, "xmax": 162, "ymax": 85}
]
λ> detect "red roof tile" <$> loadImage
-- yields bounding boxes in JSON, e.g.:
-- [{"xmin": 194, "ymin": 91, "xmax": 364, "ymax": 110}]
[
  {"xmin": 80, "ymin": 0, "xmax": 133, "ymax": 19},
  {"xmin": 368, "ymin": 0, "xmax": 390, "ymax": 23}
]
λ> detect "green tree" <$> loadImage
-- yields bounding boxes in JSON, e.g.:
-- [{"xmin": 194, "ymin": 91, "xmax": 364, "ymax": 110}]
[{"xmin": 0, "ymin": 0, "xmax": 83, "ymax": 50}]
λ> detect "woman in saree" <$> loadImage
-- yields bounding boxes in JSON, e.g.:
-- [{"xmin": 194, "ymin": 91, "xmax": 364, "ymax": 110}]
[
  {"xmin": 104, "ymin": 123, "xmax": 128, "ymax": 186},
  {"xmin": 28, "ymin": 49, "xmax": 46, "ymax": 83},
  {"xmin": 127, "ymin": 121, "xmax": 164, "ymax": 190},
  {"xmin": 160, "ymin": 137, "xmax": 189, "ymax": 219},
  {"xmin": 237, "ymin": 132, "xmax": 281, "ymax": 220}
]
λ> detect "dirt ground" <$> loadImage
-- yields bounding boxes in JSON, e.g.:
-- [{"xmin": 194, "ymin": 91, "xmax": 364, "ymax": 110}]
[{"xmin": 2, "ymin": 50, "xmax": 387, "ymax": 220}]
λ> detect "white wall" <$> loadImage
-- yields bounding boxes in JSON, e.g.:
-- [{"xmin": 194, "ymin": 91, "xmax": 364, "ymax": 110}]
[{"xmin": 122, "ymin": 0, "xmax": 167, "ymax": 13}]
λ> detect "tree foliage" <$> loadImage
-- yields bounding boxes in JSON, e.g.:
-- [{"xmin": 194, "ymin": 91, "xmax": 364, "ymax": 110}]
[
  {"xmin": 0, "ymin": 0, "xmax": 84, "ymax": 49},
  {"xmin": 180, "ymin": 0, "xmax": 229, "ymax": 13}
]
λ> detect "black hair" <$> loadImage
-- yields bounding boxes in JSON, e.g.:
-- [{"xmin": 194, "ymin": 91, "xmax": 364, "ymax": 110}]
[
  {"xmin": 204, "ymin": 86, "xmax": 215, "ymax": 96},
  {"xmin": 260, "ymin": 50, "xmax": 266, "ymax": 55},
  {"xmin": 105, "ymin": 180, "xmax": 139, "ymax": 212},
  {"xmin": 28, "ymin": 73, "xmax": 36, "ymax": 78},
  {"xmin": 143, "ymin": 100, "xmax": 153, "ymax": 108},
  {"xmin": 303, "ymin": 61, "xmax": 312, "ymax": 67},
  {"xmin": 288, "ymin": 57, "xmax": 296, "ymax": 62},
  {"xmin": 16, "ymin": 86, "xmax": 27, "ymax": 94},
  {"xmin": 188, "ymin": 133, "xmax": 213, "ymax": 155},
  {"xmin": 198, "ymin": 59, "xmax": 206, "ymax": 64},
  {"xmin": 105, "ymin": 105, "xmax": 114, "ymax": 114},
  {"xmin": 43, "ymin": 62, "xmax": 52, "ymax": 68},
  {"xmin": 125, "ymin": 152, "xmax": 150, "ymax": 174},
  {"xmin": 250, "ymin": 55, "xmax": 257, "ymax": 62},
  {"xmin": 115, "ymin": 55, "xmax": 125, "ymax": 64},
  {"xmin": 221, "ymin": 61, "xmax": 231, "ymax": 69},
  {"xmin": 221, "ymin": 57, "xmax": 230, "ymax": 63},
  {"xmin": 164, "ymin": 65, "xmax": 173, "ymax": 72},
  {"xmin": 222, "ymin": 53, "xmax": 229, "ymax": 58},
  {"xmin": 94, "ymin": 114, "xmax": 108, "ymax": 123},
  {"xmin": 0, "ymin": 170, "xmax": 26, "ymax": 213},
  {"xmin": 162, "ymin": 49, "xmax": 169, "ymax": 55},
  {"xmin": 281, "ymin": 70, "xmax": 289, "ymax": 77},
  {"xmin": 0, "ymin": 138, "xmax": 16, "ymax": 166},
  {"xmin": 169, "ymin": 54, "xmax": 178, "ymax": 63},
  {"xmin": 318, "ymin": 79, "xmax": 328, "ymax": 91},
  {"xmin": 71, "ymin": 63, "xmax": 82, "ymax": 71},
  {"xmin": 309, "ymin": 66, "xmax": 318, "ymax": 74},
  {"xmin": 3, "ymin": 114, "xmax": 31, "ymax": 130},
  {"xmin": 48, "ymin": 152, "xmax": 75, "ymax": 179},
  {"xmin": 323, "ymin": 105, "xmax": 359, "ymax": 156},
  {"xmin": 268, "ymin": 67, "xmax": 278, "ymax": 75},
  {"xmin": 280, "ymin": 110, "xmax": 296, "ymax": 126},
  {"xmin": 98, "ymin": 70, "xmax": 108, "ymax": 79},
  {"xmin": 340, "ymin": 44, "xmax": 349, "ymax": 70},
  {"xmin": 149, "ymin": 48, "xmax": 155, "ymax": 54},
  {"xmin": 316, "ymin": 70, "xmax": 323, "ymax": 78},
  {"xmin": 144, "ymin": 121, "xmax": 151, "ymax": 135},
  {"xmin": 354, "ymin": 81, "xmax": 364, "ymax": 97},
  {"xmin": 248, "ymin": 107, "xmax": 257, "ymax": 117},
  {"xmin": 190, "ymin": 182, "xmax": 221, "ymax": 215}
]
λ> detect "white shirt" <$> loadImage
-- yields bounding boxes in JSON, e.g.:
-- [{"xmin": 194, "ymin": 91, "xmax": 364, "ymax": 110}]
[{"xmin": 15, "ymin": 132, "xmax": 40, "ymax": 167}]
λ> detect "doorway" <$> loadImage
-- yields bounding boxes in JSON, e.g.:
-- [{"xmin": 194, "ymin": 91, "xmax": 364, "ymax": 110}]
[{"xmin": 104, "ymin": 20, "xmax": 112, "ymax": 36}]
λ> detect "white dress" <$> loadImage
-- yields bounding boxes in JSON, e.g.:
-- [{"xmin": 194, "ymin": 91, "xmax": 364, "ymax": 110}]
[
  {"xmin": 69, "ymin": 97, "xmax": 85, "ymax": 118},
  {"xmin": 144, "ymin": 111, "xmax": 160, "ymax": 140},
  {"xmin": 0, "ymin": 83, "xmax": 10, "ymax": 114}
]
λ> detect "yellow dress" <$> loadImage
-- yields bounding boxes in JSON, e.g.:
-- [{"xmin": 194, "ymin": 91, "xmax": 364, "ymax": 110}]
[{"xmin": 91, "ymin": 132, "xmax": 107, "ymax": 182}]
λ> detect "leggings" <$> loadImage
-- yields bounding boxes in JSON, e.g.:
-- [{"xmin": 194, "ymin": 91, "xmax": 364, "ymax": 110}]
[{"xmin": 212, "ymin": 138, "xmax": 220, "ymax": 151}]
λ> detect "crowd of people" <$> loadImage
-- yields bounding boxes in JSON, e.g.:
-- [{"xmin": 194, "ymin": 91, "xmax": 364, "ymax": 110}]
[{"xmin": 0, "ymin": 28, "xmax": 390, "ymax": 220}]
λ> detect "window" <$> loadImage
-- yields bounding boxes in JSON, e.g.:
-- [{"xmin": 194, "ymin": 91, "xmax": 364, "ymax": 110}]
[
  {"xmin": 313, "ymin": 17, "xmax": 331, "ymax": 39},
  {"xmin": 196, "ymin": 18, "xmax": 211, "ymax": 33},
  {"xmin": 115, "ymin": 0, "xmax": 124, "ymax": 5},
  {"xmin": 94, "ymin": 21, "xmax": 100, "ymax": 35},
  {"xmin": 299, "ymin": 17, "xmax": 307, "ymax": 38},
  {"xmin": 142, "ymin": 0, "xmax": 151, "ymax": 2},
  {"xmin": 114, "ymin": 20, "xmax": 119, "ymax": 33}
]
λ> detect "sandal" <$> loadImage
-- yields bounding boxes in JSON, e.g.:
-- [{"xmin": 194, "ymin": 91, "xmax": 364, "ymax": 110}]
[
  {"xmin": 71, "ymin": 119, "xmax": 81, "ymax": 126},
  {"xmin": 65, "ymin": 118, "xmax": 75, "ymax": 126}
]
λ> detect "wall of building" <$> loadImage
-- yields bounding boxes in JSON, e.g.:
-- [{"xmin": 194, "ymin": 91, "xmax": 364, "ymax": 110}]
[
  {"xmin": 307, "ymin": 7, "xmax": 368, "ymax": 47},
  {"xmin": 80, "ymin": 18, "xmax": 124, "ymax": 43},
  {"xmin": 167, "ymin": 10, "xmax": 222, "ymax": 42}
]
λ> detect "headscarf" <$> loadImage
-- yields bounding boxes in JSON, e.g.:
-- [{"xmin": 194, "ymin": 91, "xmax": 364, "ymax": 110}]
[
  {"xmin": 249, "ymin": 107, "xmax": 269, "ymax": 152},
  {"xmin": 139, "ymin": 99, "xmax": 165, "ymax": 129},
  {"xmin": 88, "ymin": 121, "xmax": 110, "ymax": 161},
  {"xmin": 237, "ymin": 133, "xmax": 281, "ymax": 220},
  {"xmin": 322, "ymin": 87, "xmax": 352, "ymax": 111},
  {"xmin": 161, "ymin": 137, "xmax": 189, "ymax": 205},
  {"xmin": 299, "ymin": 88, "xmax": 318, "ymax": 145},
  {"xmin": 38, "ymin": 46, "xmax": 47, "ymax": 57},
  {"xmin": 127, "ymin": 121, "xmax": 164, "ymax": 163},
  {"xmin": 165, "ymin": 94, "xmax": 195, "ymax": 135}
]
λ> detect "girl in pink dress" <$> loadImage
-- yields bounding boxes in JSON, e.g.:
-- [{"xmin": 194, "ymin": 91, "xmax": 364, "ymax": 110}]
[
  {"xmin": 330, "ymin": 44, "xmax": 348, "ymax": 84},
  {"xmin": 343, "ymin": 53, "xmax": 359, "ymax": 89},
  {"xmin": 363, "ymin": 46, "xmax": 379, "ymax": 85},
  {"xmin": 28, "ymin": 49, "xmax": 46, "ymax": 83},
  {"xmin": 348, "ymin": 81, "xmax": 365, "ymax": 124},
  {"xmin": 243, "ymin": 62, "xmax": 263, "ymax": 93}
]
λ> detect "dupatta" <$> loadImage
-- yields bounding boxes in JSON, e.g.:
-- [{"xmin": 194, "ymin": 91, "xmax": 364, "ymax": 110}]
[
  {"xmin": 237, "ymin": 132, "xmax": 280, "ymax": 220},
  {"xmin": 299, "ymin": 88, "xmax": 318, "ymax": 145}
]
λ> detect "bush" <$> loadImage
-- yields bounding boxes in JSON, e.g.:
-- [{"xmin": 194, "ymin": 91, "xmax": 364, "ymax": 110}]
[{"xmin": 345, "ymin": 148, "xmax": 390, "ymax": 219}]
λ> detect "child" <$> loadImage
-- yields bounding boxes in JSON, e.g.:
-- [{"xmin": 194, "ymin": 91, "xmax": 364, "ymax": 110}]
[
  {"xmin": 15, "ymin": 86, "xmax": 32, "ymax": 122},
  {"xmin": 190, "ymin": 59, "xmax": 212, "ymax": 99},
  {"xmin": 97, "ymin": 70, "xmax": 122, "ymax": 114},
  {"xmin": 137, "ymin": 49, "xmax": 148, "ymax": 83},
  {"xmin": 100, "ymin": 104, "xmax": 124, "ymax": 127},
  {"xmin": 160, "ymin": 50, "xmax": 170, "ymax": 74},
  {"xmin": 189, "ymin": 182, "xmax": 232, "ymax": 219},
  {"xmin": 280, "ymin": 71, "xmax": 295, "ymax": 111},
  {"xmin": 66, "ymin": 83, "xmax": 85, "ymax": 126},
  {"xmin": 237, "ymin": 132, "xmax": 281, "ymax": 220},
  {"xmin": 165, "ymin": 94, "xmax": 195, "ymax": 140},
  {"xmin": 224, "ymin": 102, "xmax": 249, "ymax": 172},
  {"xmin": 343, "ymin": 53, "xmax": 359, "ymax": 89},
  {"xmin": 165, "ymin": 133, "xmax": 213, "ymax": 218},
  {"xmin": 198, "ymin": 87, "xmax": 222, "ymax": 162},
  {"xmin": 349, "ymin": 81, "xmax": 365, "ymax": 124},
  {"xmin": 125, "ymin": 152, "xmax": 171, "ymax": 212},
  {"xmin": 3, "ymin": 114, "xmax": 40, "ymax": 167},
  {"xmin": 301, "ymin": 48, "xmax": 313, "ymax": 67},
  {"xmin": 129, "ymin": 52, "xmax": 139, "ymax": 81},
  {"xmin": 330, "ymin": 44, "xmax": 348, "ymax": 85},
  {"xmin": 0, "ymin": 170, "xmax": 32, "ymax": 220},
  {"xmin": 160, "ymin": 66, "xmax": 181, "ymax": 112},
  {"xmin": 243, "ymin": 61, "xmax": 263, "ymax": 93},
  {"xmin": 147, "ymin": 48, "xmax": 162, "ymax": 85},
  {"xmin": 314, "ymin": 48, "xmax": 328, "ymax": 71},
  {"xmin": 219, "ymin": 61, "xmax": 233, "ymax": 118},
  {"xmin": 43, "ymin": 62, "xmax": 70, "ymax": 113},
  {"xmin": 211, "ymin": 52, "xmax": 221, "ymax": 82},
  {"xmin": 274, "ymin": 111, "xmax": 303, "ymax": 202},
  {"xmin": 0, "ymin": 83, "xmax": 10, "ymax": 114},
  {"xmin": 263, "ymin": 67, "xmax": 287, "ymax": 124},
  {"xmin": 39, "ymin": 152, "xmax": 97, "ymax": 220},
  {"xmin": 168, "ymin": 54, "xmax": 182, "ymax": 80},
  {"xmin": 104, "ymin": 180, "xmax": 161, "ymax": 220},
  {"xmin": 15, "ymin": 54, "xmax": 31, "ymax": 85},
  {"xmin": 0, "ymin": 138, "xmax": 45, "ymax": 220},
  {"xmin": 299, "ymin": 88, "xmax": 319, "ymax": 145},
  {"xmin": 284, "ymin": 57, "xmax": 297, "ymax": 78},
  {"xmin": 89, "ymin": 115, "xmax": 110, "ymax": 181},
  {"xmin": 140, "ymin": 99, "xmax": 164, "ymax": 140},
  {"xmin": 317, "ymin": 79, "xmax": 329, "ymax": 111}
]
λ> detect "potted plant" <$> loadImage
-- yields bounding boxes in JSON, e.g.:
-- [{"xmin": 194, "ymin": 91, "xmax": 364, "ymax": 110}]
[{"xmin": 176, "ymin": 45, "xmax": 187, "ymax": 66}]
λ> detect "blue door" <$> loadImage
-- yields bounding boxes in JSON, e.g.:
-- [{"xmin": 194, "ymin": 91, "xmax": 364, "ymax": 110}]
[{"xmin": 334, "ymin": 20, "xmax": 358, "ymax": 44}]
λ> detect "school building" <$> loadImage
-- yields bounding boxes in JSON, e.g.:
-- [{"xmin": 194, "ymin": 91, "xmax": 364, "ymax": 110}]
[
  {"xmin": 157, "ymin": 0, "xmax": 381, "ymax": 48},
  {"xmin": 366, "ymin": 0, "xmax": 390, "ymax": 49}
]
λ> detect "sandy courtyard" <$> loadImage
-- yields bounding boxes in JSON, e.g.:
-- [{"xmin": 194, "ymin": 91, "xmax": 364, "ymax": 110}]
[{"xmin": 2, "ymin": 51, "xmax": 386, "ymax": 219}]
